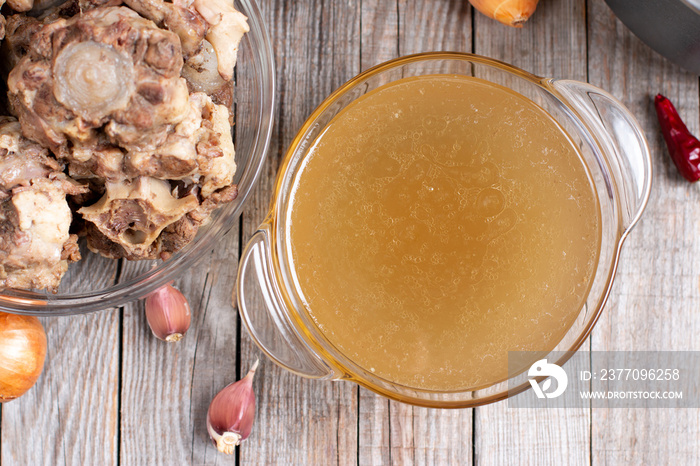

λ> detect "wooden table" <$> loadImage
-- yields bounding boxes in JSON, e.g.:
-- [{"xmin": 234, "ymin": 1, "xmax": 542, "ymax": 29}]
[{"xmin": 2, "ymin": 0, "xmax": 699, "ymax": 464}]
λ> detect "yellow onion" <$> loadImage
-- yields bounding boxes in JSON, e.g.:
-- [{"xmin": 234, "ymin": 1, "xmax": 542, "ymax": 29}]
[
  {"xmin": 469, "ymin": 0, "xmax": 539, "ymax": 27},
  {"xmin": 0, "ymin": 312, "xmax": 47, "ymax": 402}
]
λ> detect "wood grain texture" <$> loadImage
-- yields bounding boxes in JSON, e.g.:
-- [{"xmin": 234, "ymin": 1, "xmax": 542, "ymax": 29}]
[
  {"xmin": 357, "ymin": 2, "xmax": 475, "ymax": 465},
  {"xmin": 239, "ymin": 1, "xmax": 361, "ymax": 464},
  {"xmin": 587, "ymin": 0, "xmax": 700, "ymax": 464},
  {"xmin": 360, "ymin": 0, "xmax": 398, "ymax": 71},
  {"xmin": 398, "ymin": 0, "xmax": 471, "ymax": 55},
  {"xmin": 356, "ymin": 3, "xmax": 399, "ymax": 458},
  {"xmin": 472, "ymin": 1, "xmax": 591, "ymax": 465},
  {"xmin": 57, "ymin": 244, "xmax": 121, "ymax": 293},
  {"xmin": 1, "ymin": 311, "xmax": 120, "ymax": 466},
  {"xmin": 118, "ymin": 255, "xmax": 215, "ymax": 464},
  {"xmin": 476, "ymin": 0, "xmax": 587, "ymax": 79}
]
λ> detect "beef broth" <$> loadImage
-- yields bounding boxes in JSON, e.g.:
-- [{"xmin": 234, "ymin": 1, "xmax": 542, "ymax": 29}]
[{"xmin": 287, "ymin": 75, "xmax": 601, "ymax": 391}]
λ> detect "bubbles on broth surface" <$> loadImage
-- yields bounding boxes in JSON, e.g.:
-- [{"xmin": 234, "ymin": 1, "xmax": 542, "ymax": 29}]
[{"xmin": 287, "ymin": 75, "xmax": 601, "ymax": 391}]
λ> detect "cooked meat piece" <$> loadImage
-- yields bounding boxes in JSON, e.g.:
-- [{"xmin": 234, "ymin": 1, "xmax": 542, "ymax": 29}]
[
  {"xmin": 156, "ymin": 214, "xmax": 198, "ymax": 258},
  {"xmin": 7, "ymin": 6, "xmax": 190, "ymax": 158},
  {"xmin": 182, "ymin": 39, "xmax": 230, "ymax": 100},
  {"xmin": 153, "ymin": 183, "xmax": 238, "ymax": 259},
  {"xmin": 181, "ymin": 40, "xmax": 233, "ymax": 110},
  {"xmin": 82, "ymin": 180, "xmax": 238, "ymax": 260},
  {"xmin": 81, "ymin": 223, "xmax": 134, "ymax": 259},
  {"xmin": 163, "ymin": 1, "xmax": 208, "ymax": 58},
  {"xmin": 0, "ymin": 180, "xmax": 80, "ymax": 291},
  {"xmin": 29, "ymin": 0, "xmax": 76, "ymax": 14},
  {"xmin": 9, "ymin": 0, "xmax": 68, "ymax": 13},
  {"xmin": 0, "ymin": 7, "xmax": 5, "ymax": 41},
  {"xmin": 6, "ymin": 0, "xmax": 33, "ymax": 12},
  {"xmin": 2, "ymin": 2, "xmax": 84, "ymax": 77},
  {"xmin": 187, "ymin": 182, "xmax": 237, "ymax": 223},
  {"xmin": 78, "ymin": 176, "xmax": 199, "ymax": 258},
  {"xmin": 0, "ymin": 117, "xmax": 63, "ymax": 191},
  {"xmin": 193, "ymin": 0, "xmax": 248, "ymax": 81},
  {"xmin": 75, "ymin": 0, "xmax": 121, "ymax": 12},
  {"xmin": 68, "ymin": 145, "xmax": 127, "ymax": 183},
  {"xmin": 122, "ymin": 0, "xmax": 207, "ymax": 58},
  {"xmin": 61, "ymin": 132, "xmax": 127, "ymax": 184},
  {"xmin": 126, "ymin": 92, "xmax": 235, "ymax": 198},
  {"xmin": 0, "ymin": 118, "xmax": 88, "ymax": 292},
  {"xmin": 190, "ymin": 93, "xmax": 236, "ymax": 197},
  {"xmin": 2, "ymin": 15, "xmax": 42, "ymax": 77},
  {"xmin": 70, "ymin": 90, "xmax": 237, "ymax": 261},
  {"xmin": 67, "ymin": 178, "xmax": 105, "ymax": 209}
]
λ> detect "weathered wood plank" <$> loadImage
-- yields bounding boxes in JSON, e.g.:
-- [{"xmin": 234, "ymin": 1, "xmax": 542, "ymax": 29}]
[
  {"xmin": 411, "ymin": 407, "xmax": 473, "ymax": 465},
  {"xmin": 238, "ymin": 0, "xmax": 361, "ymax": 464},
  {"xmin": 475, "ymin": 0, "xmax": 587, "ymax": 78},
  {"xmin": 1, "ymin": 310, "xmax": 120, "ymax": 466},
  {"xmin": 388, "ymin": 401, "xmax": 414, "ymax": 465},
  {"xmin": 398, "ymin": 0, "xmax": 472, "ymax": 55},
  {"xmin": 115, "ymin": 218, "xmax": 243, "ymax": 466},
  {"xmin": 357, "ymin": 2, "xmax": 476, "ymax": 465},
  {"xmin": 587, "ymin": 1, "xmax": 700, "ymax": 464},
  {"xmin": 357, "ymin": 388, "xmax": 391, "ymax": 465},
  {"xmin": 356, "ymin": 1, "xmax": 399, "ymax": 463},
  {"xmin": 472, "ymin": 1, "xmax": 591, "ymax": 465},
  {"xmin": 397, "ymin": 3, "xmax": 476, "ymax": 463},
  {"xmin": 186, "ymin": 230, "xmax": 243, "ymax": 465},
  {"xmin": 117, "ymin": 254, "xmax": 216, "ymax": 464},
  {"xmin": 360, "ymin": 0, "xmax": 398, "ymax": 71},
  {"xmin": 0, "ymin": 241, "xmax": 120, "ymax": 466}
]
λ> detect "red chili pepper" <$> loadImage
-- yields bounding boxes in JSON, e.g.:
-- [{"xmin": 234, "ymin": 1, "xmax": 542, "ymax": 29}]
[{"xmin": 654, "ymin": 94, "xmax": 700, "ymax": 182}]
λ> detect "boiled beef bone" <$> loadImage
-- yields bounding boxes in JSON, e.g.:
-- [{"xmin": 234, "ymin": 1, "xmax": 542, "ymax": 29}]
[
  {"xmin": 78, "ymin": 176, "xmax": 199, "ymax": 258},
  {"xmin": 0, "ymin": 118, "xmax": 87, "ymax": 292},
  {"xmin": 127, "ymin": 92, "xmax": 236, "ymax": 198},
  {"xmin": 193, "ymin": 0, "xmax": 248, "ymax": 81},
  {"xmin": 7, "ymin": 6, "xmax": 190, "ymax": 159},
  {"xmin": 121, "ymin": 0, "xmax": 207, "ymax": 58}
]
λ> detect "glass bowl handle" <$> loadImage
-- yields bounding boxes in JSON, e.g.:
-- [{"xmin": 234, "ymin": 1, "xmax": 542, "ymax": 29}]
[
  {"xmin": 237, "ymin": 227, "xmax": 336, "ymax": 379},
  {"xmin": 549, "ymin": 79, "xmax": 653, "ymax": 234}
]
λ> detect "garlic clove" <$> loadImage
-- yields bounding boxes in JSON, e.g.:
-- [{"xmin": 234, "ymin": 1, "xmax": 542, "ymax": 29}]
[
  {"xmin": 144, "ymin": 284, "xmax": 192, "ymax": 342},
  {"xmin": 207, "ymin": 359, "xmax": 259, "ymax": 454},
  {"xmin": 469, "ymin": 0, "xmax": 539, "ymax": 27}
]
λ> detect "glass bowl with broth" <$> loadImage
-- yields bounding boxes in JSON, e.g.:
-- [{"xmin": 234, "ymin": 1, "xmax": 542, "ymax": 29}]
[{"xmin": 237, "ymin": 53, "xmax": 651, "ymax": 407}]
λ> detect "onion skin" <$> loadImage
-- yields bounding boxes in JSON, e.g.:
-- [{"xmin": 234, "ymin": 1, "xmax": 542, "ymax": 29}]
[
  {"xmin": 468, "ymin": 0, "xmax": 539, "ymax": 27},
  {"xmin": 0, "ymin": 312, "xmax": 47, "ymax": 403}
]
